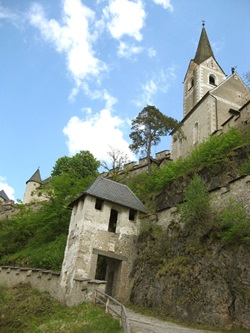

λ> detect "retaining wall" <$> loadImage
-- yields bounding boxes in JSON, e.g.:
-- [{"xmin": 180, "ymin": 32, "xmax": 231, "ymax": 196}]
[
  {"xmin": 157, "ymin": 174, "xmax": 250, "ymax": 229},
  {"xmin": 0, "ymin": 266, "xmax": 106, "ymax": 306}
]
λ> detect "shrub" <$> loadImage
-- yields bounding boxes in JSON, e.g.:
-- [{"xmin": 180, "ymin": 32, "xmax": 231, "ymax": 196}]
[
  {"xmin": 218, "ymin": 199, "xmax": 250, "ymax": 245},
  {"xmin": 240, "ymin": 155, "xmax": 250, "ymax": 175},
  {"xmin": 178, "ymin": 174, "xmax": 210, "ymax": 227}
]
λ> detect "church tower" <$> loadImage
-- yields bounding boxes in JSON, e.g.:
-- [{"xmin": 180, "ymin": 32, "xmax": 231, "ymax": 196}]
[
  {"xmin": 171, "ymin": 24, "xmax": 249, "ymax": 161},
  {"xmin": 183, "ymin": 23, "xmax": 226, "ymax": 116}
]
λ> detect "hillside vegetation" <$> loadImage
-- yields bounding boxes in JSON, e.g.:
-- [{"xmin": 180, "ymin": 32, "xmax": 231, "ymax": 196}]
[
  {"xmin": 128, "ymin": 126, "xmax": 250, "ymax": 329},
  {"xmin": 0, "ymin": 126, "xmax": 249, "ymax": 271}
]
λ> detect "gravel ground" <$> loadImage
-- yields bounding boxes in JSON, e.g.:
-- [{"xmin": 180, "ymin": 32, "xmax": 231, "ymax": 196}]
[
  {"xmin": 110, "ymin": 306, "xmax": 216, "ymax": 333},
  {"xmin": 126, "ymin": 308, "xmax": 215, "ymax": 333}
]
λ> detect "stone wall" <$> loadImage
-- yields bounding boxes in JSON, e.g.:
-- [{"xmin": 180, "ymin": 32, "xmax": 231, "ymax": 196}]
[
  {"xmin": 0, "ymin": 202, "xmax": 20, "ymax": 220},
  {"xmin": 0, "ymin": 266, "xmax": 106, "ymax": 306},
  {"xmin": 157, "ymin": 174, "xmax": 250, "ymax": 229}
]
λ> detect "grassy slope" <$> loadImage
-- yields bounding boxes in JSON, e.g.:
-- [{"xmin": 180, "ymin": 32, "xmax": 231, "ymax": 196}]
[{"xmin": 0, "ymin": 283, "xmax": 122, "ymax": 333}]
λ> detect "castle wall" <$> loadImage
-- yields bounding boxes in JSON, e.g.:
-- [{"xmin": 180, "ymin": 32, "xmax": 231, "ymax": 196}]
[
  {"xmin": 157, "ymin": 174, "xmax": 250, "ymax": 229},
  {"xmin": 0, "ymin": 266, "xmax": 106, "ymax": 306}
]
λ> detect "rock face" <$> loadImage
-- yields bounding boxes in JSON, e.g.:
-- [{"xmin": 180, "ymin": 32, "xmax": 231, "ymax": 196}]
[
  {"xmin": 130, "ymin": 153, "xmax": 250, "ymax": 329},
  {"xmin": 130, "ymin": 225, "xmax": 250, "ymax": 329}
]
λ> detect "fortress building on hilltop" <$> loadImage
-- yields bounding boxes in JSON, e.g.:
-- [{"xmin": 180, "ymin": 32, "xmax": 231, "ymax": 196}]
[{"xmin": 22, "ymin": 24, "xmax": 250, "ymax": 204}]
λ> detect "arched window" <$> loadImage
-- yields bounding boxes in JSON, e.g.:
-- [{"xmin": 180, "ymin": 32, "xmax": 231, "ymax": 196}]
[
  {"xmin": 193, "ymin": 122, "xmax": 199, "ymax": 145},
  {"xmin": 209, "ymin": 75, "xmax": 216, "ymax": 86},
  {"xmin": 187, "ymin": 77, "xmax": 194, "ymax": 91}
]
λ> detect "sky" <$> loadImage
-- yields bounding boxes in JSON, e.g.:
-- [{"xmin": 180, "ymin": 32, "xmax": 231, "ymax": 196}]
[{"xmin": 0, "ymin": 0, "xmax": 249, "ymax": 201}]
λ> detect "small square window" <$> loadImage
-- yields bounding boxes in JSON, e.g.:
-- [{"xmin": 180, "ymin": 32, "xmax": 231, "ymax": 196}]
[
  {"xmin": 95, "ymin": 198, "xmax": 103, "ymax": 210},
  {"xmin": 129, "ymin": 209, "xmax": 137, "ymax": 221}
]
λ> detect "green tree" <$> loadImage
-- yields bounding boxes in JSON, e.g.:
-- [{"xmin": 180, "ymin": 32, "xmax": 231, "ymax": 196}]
[
  {"xmin": 51, "ymin": 150, "xmax": 99, "ymax": 178},
  {"xmin": 178, "ymin": 174, "xmax": 213, "ymax": 239},
  {"xmin": 0, "ymin": 151, "xmax": 100, "ymax": 270},
  {"xmin": 49, "ymin": 150, "xmax": 100, "ymax": 201},
  {"xmin": 129, "ymin": 105, "xmax": 178, "ymax": 171},
  {"xmin": 243, "ymin": 70, "xmax": 250, "ymax": 89}
]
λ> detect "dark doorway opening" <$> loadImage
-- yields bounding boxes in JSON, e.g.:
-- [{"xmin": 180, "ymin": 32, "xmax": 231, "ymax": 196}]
[
  {"xmin": 95, "ymin": 255, "xmax": 107, "ymax": 280},
  {"xmin": 95, "ymin": 254, "xmax": 122, "ymax": 297}
]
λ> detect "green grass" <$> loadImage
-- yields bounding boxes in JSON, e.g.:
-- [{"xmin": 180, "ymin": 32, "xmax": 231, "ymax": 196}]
[{"xmin": 0, "ymin": 283, "xmax": 122, "ymax": 333}]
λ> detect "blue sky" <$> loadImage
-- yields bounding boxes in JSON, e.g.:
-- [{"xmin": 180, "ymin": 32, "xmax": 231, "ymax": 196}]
[{"xmin": 0, "ymin": 0, "xmax": 249, "ymax": 201}]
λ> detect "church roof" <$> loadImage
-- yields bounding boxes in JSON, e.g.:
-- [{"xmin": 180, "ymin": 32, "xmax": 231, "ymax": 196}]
[
  {"xmin": 0, "ymin": 190, "xmax": 9, "ymax": 202},
  {"xmin": 193, "ymin": 25, "xmax": 215, "ymax": 65},
  {"xmin": 70, "ymin": 177, "xmax": 147, "ymax": 213},
  {"xmin": 26, "ymin": 168, "xmax": 42, "ymax": 184}
]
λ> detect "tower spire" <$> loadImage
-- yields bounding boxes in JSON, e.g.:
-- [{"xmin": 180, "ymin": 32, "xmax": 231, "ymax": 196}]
[
  {"xmin": 26, "ymin": 168, "xmax": 42, "ymax": 184},
  {"xmin": 193, "ymin": 24, "xmax": 215, "ymax": 64}
]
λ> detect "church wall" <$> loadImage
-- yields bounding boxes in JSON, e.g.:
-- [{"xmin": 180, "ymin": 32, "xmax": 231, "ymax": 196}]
[
  {"xmin": 212, "ymin": 74, "xmax": 249, "ymax": 108},
  {"xmin": 216, "ymin": 99, "xmax": 235, "ymax": 129},
  {"xmin": 184, "ymin": 66, "xmax": 197, "ymax": 116},
  {"xmin": 172, "ymin": 94, "xmax": 216, "ymax": 160}
]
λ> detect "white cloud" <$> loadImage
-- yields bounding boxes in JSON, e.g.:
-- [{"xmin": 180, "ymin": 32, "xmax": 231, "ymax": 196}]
[
  {"xmin": 63, "ymin": 108, "xmax": 134, "ymax": 162},
  {"xmin": 29, "ymin": 0, "xmax": 107, "ymax": 95},
  {"xmin": 0, "ymin": 5, "xmax": 17, "ymax": 20},
  {"xmin": 152, "ymin": 0, "xmax": 173, "ymax": 11},
  {"xmin": 134, "ymin": 66, "xmax": 176, "ymax": 106},
  {"xmin": 118, "ymin": 41, "xmax": 143, "ymax": 58},
  {"xmin": 104, "ymin": 0, "xmax": 146, "ymax": 41},
  {"xmin": 147, "ymin": 47, "xmax": 156, "ymax": 57},
  {"xmin": 0, "ymin": 176, "xmax": 15, "ymax": 200}
]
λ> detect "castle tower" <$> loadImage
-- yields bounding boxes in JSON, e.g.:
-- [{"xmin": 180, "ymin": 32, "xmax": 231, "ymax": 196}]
[
  {"xmin": 23, "ymin": 168, "xmax": 42, "ymax": 204},
  {"xmin": 60, "ymin": 177, "xmax": 147, "ymax": 304},
  {"xmin": 183, "ymin": 23, "xmax": 226, "ymax": 116}
]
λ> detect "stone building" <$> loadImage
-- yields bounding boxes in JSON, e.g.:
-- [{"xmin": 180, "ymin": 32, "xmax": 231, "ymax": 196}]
[
  {"xmin": 23, "ymin": 168, "xmax": 49, "ymax": 204},
  {"xmin": 60, "ymin": 177, "xmax": 147, "ymax": 300},
  {"xmin": 171, "ymin": 24, "xmax": 249, "ymax": 160}
]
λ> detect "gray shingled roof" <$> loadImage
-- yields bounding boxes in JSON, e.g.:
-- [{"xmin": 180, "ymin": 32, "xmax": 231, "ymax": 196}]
[
  {"xmin": 70, "ymin": 177, "xmax": 147, "ymax": 213},
  {"xmin": 0, "ymin": 190, "xmax": 9, "ymax": 201},
  {"xmin": 193, "ymin": 26, "xmax": 215, "ymax": 65},
  {"xmin": 26, "ymin": 168, "xmax": 42, "ymax": 184}
]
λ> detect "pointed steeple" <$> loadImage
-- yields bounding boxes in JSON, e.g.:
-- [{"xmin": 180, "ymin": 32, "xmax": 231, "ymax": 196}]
[
  {"xmin": 26, "ymin": 168, "xmax": 42, "ymax": 184},
  {"xmin": 193, "ymin": 24, "xmax": 215, "ymax": 64},
  {"xmin": 0, "ymin": 189, "xmax": 10, "ymax": 202},
  {"xmin": 183, "ymin": 23, "xmax": 226, "ymax": 117}
]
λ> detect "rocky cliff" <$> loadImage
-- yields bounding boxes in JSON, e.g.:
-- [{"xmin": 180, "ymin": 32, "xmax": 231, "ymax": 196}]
[
  {"xmin": 130, "ymin": 224, "xmax": 249, "ymax": 328},
  {"xmin": 130, "ymin": 147, "xmax": 250, "ymax": 329}
]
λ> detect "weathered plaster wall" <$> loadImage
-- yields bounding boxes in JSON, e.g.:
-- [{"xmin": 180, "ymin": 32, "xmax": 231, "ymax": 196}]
[
  {"xmin": 0, "ymin": 266, "xmax": 106, "ymax": 306},
  {"xmin": 61, "ymin": 195, "xmax": 140, "ymax": 301}
]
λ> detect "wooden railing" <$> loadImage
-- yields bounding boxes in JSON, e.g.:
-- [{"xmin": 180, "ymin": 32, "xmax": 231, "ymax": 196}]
[{"xmin": 94, "ymin": 289, "xmax": 131, "ymax": 333}]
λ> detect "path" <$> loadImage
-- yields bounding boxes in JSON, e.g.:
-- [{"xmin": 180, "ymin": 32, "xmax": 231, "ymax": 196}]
[{"xmin": 120, "ymin": 307, "xmax": 214, "ymax": 333}]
